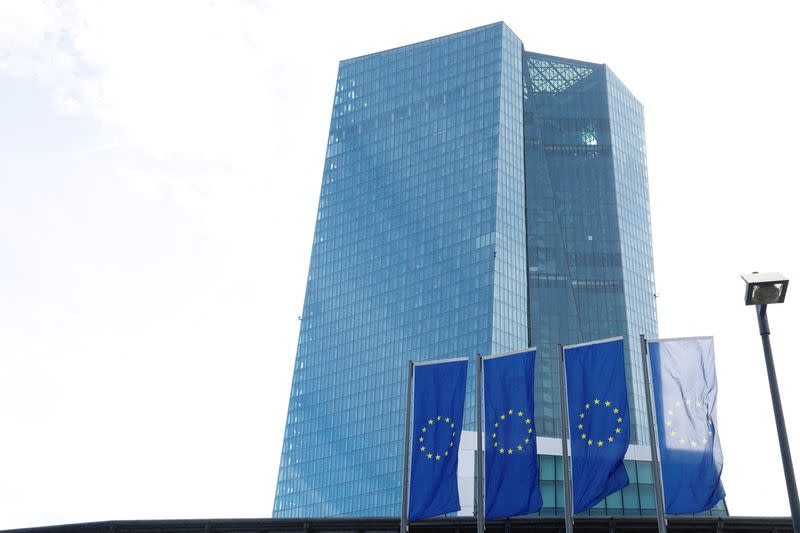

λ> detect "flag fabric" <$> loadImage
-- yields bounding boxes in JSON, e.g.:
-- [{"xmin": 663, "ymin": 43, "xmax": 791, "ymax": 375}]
[
  {"xmin": 482, "ymin": 349, "xmax": 543, "ymax": 519},
  {"xmin": 407, "ymin": 358, "xmax": 468, "ymax": 521},
  {"xmin": 564, "ymin": 337, "xmax": 630, "ymax": 514},
  {"xmin": 648, "ymin": 337, "xmax": 725, "ymax": 514}
]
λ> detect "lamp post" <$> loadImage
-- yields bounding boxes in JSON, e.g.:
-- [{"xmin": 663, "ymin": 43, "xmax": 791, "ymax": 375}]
[{"xmin": 742, "ymin": 272, "xmax": 799, "ymax": 533}]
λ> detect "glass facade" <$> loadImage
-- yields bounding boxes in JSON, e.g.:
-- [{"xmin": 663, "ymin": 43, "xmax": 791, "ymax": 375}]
[
  {"xmin": 275, "ymin": 23, "xmax": 527, "ymax": 518},
  {"xmin": 522, "ymin": 52, "xmax": 655, "ymax": 443},
  {"xmin": 274, "ymin": 22, "xmax": 720, "ymax": 519},
  {"xmin": 534, "ymin": 455, "xmax": 726, "ymax": 517}
]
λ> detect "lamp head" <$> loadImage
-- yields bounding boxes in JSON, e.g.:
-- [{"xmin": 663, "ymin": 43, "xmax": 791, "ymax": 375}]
[{"xmin": 741, "ymin": 272, "xmax": 789, "ymax": 306}]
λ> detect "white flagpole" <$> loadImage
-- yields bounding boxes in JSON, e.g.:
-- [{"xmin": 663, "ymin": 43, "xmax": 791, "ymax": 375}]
[
  {"xmin": 558, "ymin": 344, "xmax": 573, "ymax": 533},
  {"xmin": 476, "ymin": 356, "xmax": 485, "ymax": 532},
  {"xmin": 400, "ymin": 360, "xmax": 413, "ymax": 533},
  {"xmin": 640, "ymin": 334, "xmax": 667, "ymax": 533}
]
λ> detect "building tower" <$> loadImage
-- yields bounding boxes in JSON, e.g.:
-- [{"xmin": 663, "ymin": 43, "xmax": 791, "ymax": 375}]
[{"xmin": 273, "ymin": 22, "xmax": 720, "ymax": 518}]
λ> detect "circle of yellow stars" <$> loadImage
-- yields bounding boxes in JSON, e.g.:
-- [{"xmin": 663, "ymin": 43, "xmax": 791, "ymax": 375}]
[
  {"xmin": 491, "ymin": 408, "xmax": 533, "ymax": 456},
  {"xmin": 417, "ymin": 415, "xmax": 457, "ymax": 461},
  {"xmin": 664, "ymin": 399, "xmax": 714, "ymax": 448},
  {"xmin": 577, "ymin": 398, "xmax": 623, "ymax": 447}
]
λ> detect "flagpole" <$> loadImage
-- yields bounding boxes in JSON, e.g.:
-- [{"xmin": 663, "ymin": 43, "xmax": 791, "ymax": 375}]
[
  {"xmin": 640, "ymin": 334, "xmax": 667, "ymax": 533},
  {"xmin": 400, "ymin": 360, "xmax": 413, "ymax": 533},
  {"xmin": 558, "ymin": 344, "xmax": 574, "ymax": 533},
  {"xmin": 476, "ymin": 356, "xmax": 485, "ymax": 533}
]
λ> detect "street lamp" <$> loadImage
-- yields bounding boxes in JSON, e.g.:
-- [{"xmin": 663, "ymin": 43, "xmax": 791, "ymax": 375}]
[
  {"xmin": 743, "ymin": 272, "xmax": 789, "ymax": 306},
  {"xmin": 742, "ymin": 272, "xmax": 798, "ymax": 533}
]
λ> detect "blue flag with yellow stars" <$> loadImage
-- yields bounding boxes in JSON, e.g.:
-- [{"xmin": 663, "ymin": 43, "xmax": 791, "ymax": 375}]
[
  {"xmin": 564, "ymin": 337, "xmax": 630, "ymax": 514},
  {"xmin": 648, "ymin": 337, "xmax": 725, "ymax": 514},
  {"xmin": 408, "ymin": 358, "xmax": 468, "ymax": 521},
  {"xmin": 483, "ymin": 349, "xmax": 542, "ymax": 519}
]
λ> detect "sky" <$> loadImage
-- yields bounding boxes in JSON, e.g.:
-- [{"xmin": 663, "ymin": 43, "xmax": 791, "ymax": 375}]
[{"xmin": 1, "ymin": 0, "xmax": 799, "ymax": 529}]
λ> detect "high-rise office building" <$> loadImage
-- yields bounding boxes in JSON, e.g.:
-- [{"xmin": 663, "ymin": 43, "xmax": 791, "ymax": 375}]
[{"xmin": 274, "ymin": 22, "xmax": 723, "ymax": 518}]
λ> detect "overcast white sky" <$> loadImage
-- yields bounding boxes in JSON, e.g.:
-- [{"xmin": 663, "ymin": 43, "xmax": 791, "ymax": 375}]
[{"xmin": 1, "ymin": 0, "xmax": 799, "ymax": 529}]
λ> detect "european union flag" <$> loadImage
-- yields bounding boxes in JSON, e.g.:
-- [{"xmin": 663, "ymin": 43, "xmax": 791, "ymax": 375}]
[
  {"xmin": 648, "ymin": 337, "xmax": 725, "ymax": 514},
  {"xmin": 483, "ymin": 349, "xmax": 542, "ymax": 519},
  {"xmin": 408, "ymin": 358, "xmax": 468, "ymax": 521},
  {"xmin": 564, "ymin": 337, "xmax": 630, "ymax": 514}
]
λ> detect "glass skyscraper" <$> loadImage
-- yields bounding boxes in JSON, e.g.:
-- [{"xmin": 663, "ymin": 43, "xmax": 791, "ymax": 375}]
[{"xmin": 274, "ymin": 22, "xmax": 723, "ymax": 519}]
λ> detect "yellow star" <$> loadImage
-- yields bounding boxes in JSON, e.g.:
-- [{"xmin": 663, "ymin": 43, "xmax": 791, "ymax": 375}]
[
  {"xmin": 427, "ymin": 453, "xmax": 433, "ymax": 459},
  {"xmin": 617, "ymin": 417, "xmax": 622, "ymax": 423},
  {"xmin": 604, "ymin": 401, "xmax": 611, "ymax": 407},
  {"xmin": 499, "ymin": 448, "xmax": 505, "ymax": 454},
  {"xmin": 594, "ymin": 399, "xmax": 600, "ymax": 404},
  {"xmin": 495, "ymin": 422, "xmax": 499, "ymax": 428},
  {"xmin": 525, "ymin": 418, "xmax": 531, "ymax": 424},
  {"xmin": 507, "ymin": 449, "xmax": 513, "ymax": 455},
  {"xmin": 445, "ymin": 417, "xmax": 450, "ymax": 423},
  {"xmin": 517, "ymin": 445, "xmax": 523, "ymax": 451},
  {"xmin": 419, "ymin": 437, "xmax": 424, "ymax": 442},
  {"xmin": 578, "ymin": 423, "xmax": 583, "ymax": 430},
  {"xmin": 500, "ymin": 414, "xmax": 506, "ymax": 420},
  {"xmin": 579, "ymin": 413, "xmax": 585, "ymax": 419},
  {"xmin": 675, "ymin": 401, "xmax": 681, "ymax": 407},
  {"xmin": 581, "ymin": 434, "xmax": 587, "ymax": 439},
  {"xmin": 613, "ymin": 408, "xmax": 619, "ymax": 414},
  {"xmin": 428, "ymin": 419, "xmax": 433, "ymax": 425},
  {"xmin": 524, "ymin": 438, "xmax": 530, "ymax": 444},
  {"xmin": 508, "ymin": 409, "xmax": 514, "ymax": 414},
  {"xmin": 588, "ymin": 439, "xmax": 593, "ymax": 445},
  {"xmin": 421, "ymin": 427, "xmax": 427, "ymax": 433},
  {"xmin": 450, "ymin": 441, "xmax": 454, "ymax": 447},
  {"xmin": 685, "ymin": 399, "xmax": 691, "ymax": 405},
  {"xmin": 420, "ymin": 446, "xmax": 425, "ymax": 452},
  {"xmin": 492, "ymin": 433, "xmax": 497, "ymax": 439},
  {"xmin": 608, "ymin": 437, "xmax": 614, "ymax": 443},
  {"xmin": 518, "ymin": 411, "xmax": 523, "ymax": 417},
  {"xmin": 708, "ymin": 430, "xmax": 713, "ymax": 436},
  {"xmin": 668, "ymin": 410, "xmax": 673, "ymax": 416},
  {"xmin": 666, "ymin": 420, "xmax": 672, "ymax": 427},
  {"xmin": 437, "ymin": 416, "xmax": 441, "ymax": 420},
  {"xmin": 585, "ymin": 403, "xmax": 590, "ymax": 409},
  {"xmin": 528, "ymin": 428, "xmax": 533, "ymax": 434},
  {"xmin": 615, "ymin": 427, "xmax": 621, "ymax": 434},
  {"xmin": 494, "ymin": 442, "xmax": 498, "ymax": 447},
  {"xmin": 452, "ymin": 431, "xmax": 455, "ymax": 436},
  {"xmin": 435, "ymin": 454, "xmax": 441, "ymax": 460},
  {"xmin": 450, "ymin": 423, "xmax": 455, "ymax": 428},
  {"xmin": 597, "ymin": 440, "xmax": 604, "ymax": 447},
  {"xmin": 679, "ymin": 438, "xmax": 686, "ymax": 445},
  {"xmin": 690, "ymin": 441, "xmax": 697, "ymax": 448},
  {"xmin": 670, "ymin": 431, "xmax": 677, "ymax": 437},
  {"xmin": 444, "ymin": 450, "xmax": 449, "ymax": 456},
  {"xmin": 702, "ymin": 438, "xmax": 708, "ymax": 445}
]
